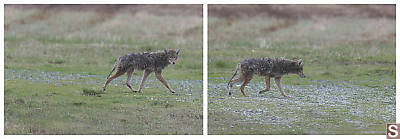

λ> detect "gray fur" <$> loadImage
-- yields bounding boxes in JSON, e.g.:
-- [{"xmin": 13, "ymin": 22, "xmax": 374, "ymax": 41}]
[
  {"xmin": 228, "ymin": 57, "xmax": 305, "ymax": 97},
  {"xmin": 103, "ymin": 49, "xmax": 180, "ymax": 93},
  {"xmin": 240, "ymin": 57, "xmax": 303, "ymax": 77}
]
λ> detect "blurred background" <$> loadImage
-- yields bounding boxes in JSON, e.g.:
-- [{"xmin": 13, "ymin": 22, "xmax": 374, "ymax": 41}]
[
  {"xmin": 208, "ymin": 5, "xmax": 395, "ymax": 76},
  {"xmin": 208, "ymin": 5, "xmax": 395, "ymax": 135},
  {"xmin": 5, "ymin": 5, "xmax": 203, "ymax": 135},
  {"xmin": 5, "ymin": 4, "xmax": 203, "ymax": 79}
]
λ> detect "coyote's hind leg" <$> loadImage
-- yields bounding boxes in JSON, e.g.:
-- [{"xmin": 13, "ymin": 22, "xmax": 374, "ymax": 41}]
[
  {"xmin": 125, "ymin": 68, "xmax": 137, "ymax": 92},
  {"xmin": 103, "ymin": 69, "xmax": 126, "ymax": 91}
]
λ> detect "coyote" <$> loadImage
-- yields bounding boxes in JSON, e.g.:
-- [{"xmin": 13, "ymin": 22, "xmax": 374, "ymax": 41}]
[
  {"xmin": 103, "ymin": 49, "xmax": 180, "ymax": 93},
  {"xmin": 227, "ymin": 57, "xmax": 305, "ymax": 97}
]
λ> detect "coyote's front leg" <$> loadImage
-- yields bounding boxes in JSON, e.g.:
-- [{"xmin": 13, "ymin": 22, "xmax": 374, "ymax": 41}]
[
  {"xmin": 137, "ymin": 70, "xmax": 152, "ymax": 93},
  {"xmin": 155, "ymin": 70, "xmax": 176, "ymax": 93},
  {"xmin": 275, "ymin": 77, "xmax": 290, "ymax": 98}
]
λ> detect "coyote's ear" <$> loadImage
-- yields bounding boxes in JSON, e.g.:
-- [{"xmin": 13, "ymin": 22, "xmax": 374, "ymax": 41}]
[
  {"xmin": 176, "ymin": 49, "xmax": 180, "ymax": 54},
  {"xmin": 298, "ymin": 59, "xmax": 303, "ymax": 66},
  {"xmin": 164, "ymin": 49, "xmax": 168, "ymax": 54}
]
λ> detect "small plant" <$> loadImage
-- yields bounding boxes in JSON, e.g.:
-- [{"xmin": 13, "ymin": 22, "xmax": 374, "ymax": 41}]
[
  {"xmin": 72, "ymin": 101, "xmax": 86, "ymax": 106},
  {"xmin": 48, "ymin": 59, "xmax": 66, "ymax": 64},
  {"xmin": 82, "ymin": 88, "xmax": 104, "ymax": 97},
  {"xmin": 140, "ymin": 45, "xmax": 154, "ymax": 51},
  {"xmin": 14, "ymin": 98, "xmax": 25, "ymax": 104},
  {"xmin": 150, "ymin": 100, "xmax": 174, "ymax": 108},
  {"xmin": 215, "ymin": 60, "xmax": 228, "ymax": 68},
  {"xmin": 108, "ymin": 57, "xmax": 117, "ymax": 64}
]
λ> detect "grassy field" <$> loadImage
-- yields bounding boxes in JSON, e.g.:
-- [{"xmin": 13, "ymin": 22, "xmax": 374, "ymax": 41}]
[
  {"xmin": 208, "ymin": 5, "xmax": 395, "ymax": 135},
  {"xmin": 5, "ymin": 5, "xmax": 203, "ymax": 134}
]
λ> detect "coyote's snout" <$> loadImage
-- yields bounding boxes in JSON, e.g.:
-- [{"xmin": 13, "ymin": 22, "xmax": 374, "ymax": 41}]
[
  {"xmin": 103, "ymin": 49, "xmax": 181, "ymax": 93},
  {"xmin": 227, "ymin": 57, "xmax": 305, "ymax": 97},
  {"xmin": 168, "ymin": 57, "xmax": 178, "ymax": 64}
]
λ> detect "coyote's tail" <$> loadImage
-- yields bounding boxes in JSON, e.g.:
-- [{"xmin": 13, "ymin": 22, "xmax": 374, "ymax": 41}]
[
  {"xmin": 227, "ymin": 63, "xmax": 241, "ymax": 87},
  {"xmin": 106, "ymin": 58, "xmax": 119, "ymax": 79}
]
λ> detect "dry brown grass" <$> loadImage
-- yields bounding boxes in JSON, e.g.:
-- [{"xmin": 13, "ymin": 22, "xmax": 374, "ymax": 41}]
[{"xmin": 209, "ymin": 5, "xmax": 395, "ymax": 19}]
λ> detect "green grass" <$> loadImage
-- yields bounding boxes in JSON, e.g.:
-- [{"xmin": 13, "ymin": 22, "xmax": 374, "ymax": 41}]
[
  {"xmin": 5, "ymin": 36, "xmax": 202, "ymax": 80},
  {"xmin": 208, "ymin": 16, "xmax": 395, "ymax": 134},
  {"xmin": 208, "ymin": 16, "xmax": 395, "ymax": 84},
  {"xmin": 5, "ymin": 6, "xmax": 203, "ymax": 80},
  {"xmin": 82, "ymin": 88, "xmax": 105, "ymax": 97},
  {"xmin": 5, "ymin": 6, "xmax": 202, "ymax": 134},
  {"xmin": 5, "ymin": 80, "xmax": 202, "ymax": 134}
]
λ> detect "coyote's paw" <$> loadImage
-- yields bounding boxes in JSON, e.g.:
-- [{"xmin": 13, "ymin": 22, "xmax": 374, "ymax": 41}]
[
  {"xmin": 131, "ymin": 90, "xmax": 138, "ymax": 93},
  {"xmin": 259, "ymin": 89, "xmax": 270, "ymax": 94},
  {"xmin": 133, "ymin": 89, "xmax": 141, "ymax": 93}
]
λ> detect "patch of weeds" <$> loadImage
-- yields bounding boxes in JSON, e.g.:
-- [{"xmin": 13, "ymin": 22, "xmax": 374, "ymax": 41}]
[
  {"xmin": 134, "ymin": 96, "xmax": 146, "ymax": 100},
  {"xmin": 4, "ymin": 36, "xmax": 25, "ymax": 43},
  {"xmin": 122, "ymin": 91, "xmax": 134, "ymax": 94},
  {"xmin": 5, "ymin": 88, "xmax": 13, "ymax": 93},
  {"xmin": 119, "ymin": 119, "xmax": 128, "ymax": 123},
  {"xmin": 111, "ymin": 100, "xmax": 121, "ymax": 104},
  {"xmin": 150, "ymin": 100, "xmax": 163, "ymax": 106},
  {"xmin": 48, "ymin": 59, "xmax": 66, "ymax": 64},
  {"xmin": 150, "ymin": 100, "xmax": 174, "ymax": 108},
  {"xmin": 27, "ymin": 126, "xmax": 43, "ymax": 134},
  {"xmin": 140, "ymin": 45, "xmax": 154, "ymax": 51},
  {"xmin": 87, "ymin": 72, "xmax": 97, "ymax": 75},
  {"xmin": 321, "ymin": 71, "xmax": 331, "ymax": 76},
  {"xmin": 195, "ymin": 114, "xmax": 203, "ymax": 119},
  {"xmin": 192, "ymin": 98, "xmax": 201, "ymax": 102},
  {"xmin": 46, "ymin": 92, "xmax": 57, "ymax": 96},
  {"xmin": 82, "ymin": 88, "xmax": 104, "ymax": 97},
  {"xmin": 72, "ymin": 101, "xmax": 86, "ymax": 106},
  {"xmin": 372, "ymin": 69, "xmax": 395, "ymax": 76},
  {"xmin": 14, "ymin": 98, "xmax": 25, "ymax": 105},
  {"xmin": 85, "ymin": 61, "xmax": 98, "ymax": 65},
  {"xmin": 184, "ymin": 63, "xmax": 202, "ymax": 70},
  {"xmin": 214, "ymin": 60, "xmax": 229, "ymax": 68},
  {"xmin": 108, "ymin": 57, "xmax": 117, "ymax": 64},
  {"xmin": 6, "ymin": 54, "xmax": 13, "ymax": 60},
  {"xmin": 165, "ymin": 103, "xmax": 174, "ymax": 108}
]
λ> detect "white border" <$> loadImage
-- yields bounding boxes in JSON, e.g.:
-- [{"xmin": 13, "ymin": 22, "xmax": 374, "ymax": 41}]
[
  {"xmin": 203, "ymin": 3, "xmax": 208, "ymax": 136},
  {"xmin": 2, "ymin": 0, "xmax": 399, "ymax": 4},
  {"xmin": 4, "ymin": 0, "xmax": 203, "ymax": 4},
  {"xmin": 1, "ymin": 3, "xmax": 4, "ymax": 137},
  {"xmin": 207, "ymin": 0, "xmax": 397, "ymax": 4},
  {"xmin": 396, "ymin": 0, "xmax": 400, "ymax": 125},
  {"xmin": 1, "ymin": 1, "xmax": 399, "ymax": 139}
]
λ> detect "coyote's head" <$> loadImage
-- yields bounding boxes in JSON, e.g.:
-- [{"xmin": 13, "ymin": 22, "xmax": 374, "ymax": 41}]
[
  {"xmin": 164, "ymin": 49, "xmax": 181, "ymax": 65},
  {"xmin": 294, "ymin": 59, "xmax": 305, "ymax": 78}
]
